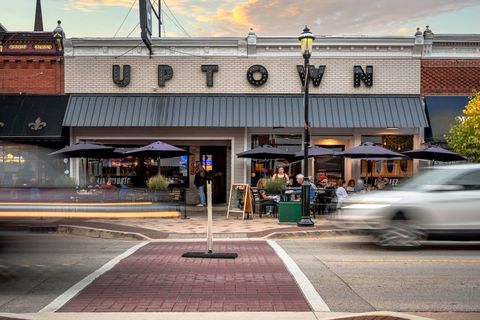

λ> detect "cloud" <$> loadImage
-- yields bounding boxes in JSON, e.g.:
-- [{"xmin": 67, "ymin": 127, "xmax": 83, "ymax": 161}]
[
  {"xmin": 176, "ymin": 0, "xmax": 480, "ymax": 36},
  {"xmin": 65, "ymin": 0, "xmax": 136, "ymax": 12}
]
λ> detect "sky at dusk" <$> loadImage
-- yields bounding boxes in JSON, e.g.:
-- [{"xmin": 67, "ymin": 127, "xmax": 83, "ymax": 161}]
[{"xmin": 1, "ymin": 0, "xmax": 480, "ymax": 38}]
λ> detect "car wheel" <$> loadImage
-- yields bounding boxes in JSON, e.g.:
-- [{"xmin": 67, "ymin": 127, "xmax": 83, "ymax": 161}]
[{"xmin": 375, "ymin": 213, "xmax": 425, "ymax": 248}]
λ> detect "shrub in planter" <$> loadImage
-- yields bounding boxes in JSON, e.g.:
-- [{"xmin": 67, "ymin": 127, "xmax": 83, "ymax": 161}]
[
  {"xmin": 146, "ymin": 174, "xmax": 170, "ymax": 191},
  {"xmin": 265, "ymin": 178, "xmax": 286, "ymax": 194}
]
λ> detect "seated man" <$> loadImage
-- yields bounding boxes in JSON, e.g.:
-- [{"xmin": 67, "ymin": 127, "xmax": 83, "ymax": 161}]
[{"xmin": 294, "ymin": 174, "xmax": 316, "ymax": 202}]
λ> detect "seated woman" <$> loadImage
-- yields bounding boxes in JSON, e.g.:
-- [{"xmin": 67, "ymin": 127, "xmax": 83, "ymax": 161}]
[
  {"xmin": 346, "ymin": 179, "xmax": 356, "ymax": 193},
  {"xmin": 256, "ymin": 178, "xmax": 280, "ymax": 216}
]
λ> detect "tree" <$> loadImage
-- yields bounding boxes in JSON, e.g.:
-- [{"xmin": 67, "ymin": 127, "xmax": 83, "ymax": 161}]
[{"xmin": 446, "ymin": 91, "xmax": 480, "ymax": 162}]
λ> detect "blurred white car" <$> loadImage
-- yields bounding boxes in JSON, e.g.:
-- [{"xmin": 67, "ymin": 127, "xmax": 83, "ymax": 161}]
[{"xmin": 333, "ymin": 164, "xmax": 480, "ymax": 247}]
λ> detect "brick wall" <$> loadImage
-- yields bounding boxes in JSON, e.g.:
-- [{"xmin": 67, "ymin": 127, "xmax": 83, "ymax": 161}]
[
  {"xmin": 422, "ymin": 59, "xmax": 480, "ymax": 96},
  {"xmin": 0, "ymin": 56, "xmax": 64, "ymax": 94},
  {"xmin": 65, "ymin": 56, "xmax": 420, "ymax": 95}
]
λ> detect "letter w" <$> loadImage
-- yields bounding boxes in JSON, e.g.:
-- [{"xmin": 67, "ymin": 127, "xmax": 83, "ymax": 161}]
[{"xmin": 296, "ymin": 65, "xmax": 326, "ymax": 87}]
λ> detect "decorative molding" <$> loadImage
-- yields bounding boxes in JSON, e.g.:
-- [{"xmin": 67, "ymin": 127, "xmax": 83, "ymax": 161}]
[{"xmin": 28, "ymin": 117, "xmax": 46, "ymax": 130}]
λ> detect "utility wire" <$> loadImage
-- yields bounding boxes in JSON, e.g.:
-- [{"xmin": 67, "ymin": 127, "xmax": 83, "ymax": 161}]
[
  {"xmin": 114, "ymin": 41, "xmax": 144, "ymax": 58},
  {"xmin": 113, "ymin": 0, "xmax": 137, "ymax": 38},
  {"xmin": 162, "ymin": 0, "xmax": 190, "ymax": 37},
  {"xmin": 127, "ymin": 22, "xmax": 140, "ymax": 37},
  {"xmin": 161, "ymin": 7, "xmax": 190, "ymax": 37}
]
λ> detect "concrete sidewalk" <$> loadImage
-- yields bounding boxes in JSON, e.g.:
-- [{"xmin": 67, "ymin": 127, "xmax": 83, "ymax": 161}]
[{"xmin": 0, "ymin": 207, "xmax": 338, "ymax": 240}]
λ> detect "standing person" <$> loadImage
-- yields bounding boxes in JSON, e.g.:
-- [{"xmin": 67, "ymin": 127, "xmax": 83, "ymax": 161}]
[
  {"xmin": 272, "ymin": 166, "xmax": 289, "ymax": 186},
  {"xmin": 335, "ymin": 179, "xmax": 348, "ymax": 210},
  {"xmin": 194, "ymin": 161, "xmax": 206, "ymax": 207}
]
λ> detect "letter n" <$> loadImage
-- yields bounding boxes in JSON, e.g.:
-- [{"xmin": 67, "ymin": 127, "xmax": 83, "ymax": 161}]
[{"xmin": 354, "ymin": 65, "xmax": 373, "ymax": 87}]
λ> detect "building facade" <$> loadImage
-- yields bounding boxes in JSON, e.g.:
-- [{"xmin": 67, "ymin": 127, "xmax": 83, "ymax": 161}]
[
  {"xmin": 420, "ymin": 27, "xmax": 480, "ymax": 143},
  {"xmin": 0, "ymin": 15, "xmax": 68, "ymax": 189},
  {"xmin": 62, "ymin": 30, "xmax": 432, "ymax": 203}
]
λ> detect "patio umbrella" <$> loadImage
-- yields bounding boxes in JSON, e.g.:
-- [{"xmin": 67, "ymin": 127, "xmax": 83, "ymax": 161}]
[
  {"xmin": 237, "ymin": 145, "xmax": 295, "ymax": 160},
  {"xmin": 49, "ymin": 142, "xmax": 115, "ymax": 158},
  {"xmin": 402, "ymin": 145, "xmax": 466, "ymax": 164},
  {"xmin": 337, "ymin": 142, "xmax": 406, "ymax": 185},
  {"xmin": 337, "ymin": 142, "xmax": 405, "ymax": 159},
  {"xmin": 124, "ymin": 141, "xmax": 190, "ymax": 173},
  {"xmin": 294, "ymin": 146, "xmax": 338, "ymax": 158},
  {"xmin": 237, "ymin": 145, "xmax": 295, "ymax": 178},
  {"xmin": 49, "ymin": 143, "xmax": 116, "ymax": 187}
]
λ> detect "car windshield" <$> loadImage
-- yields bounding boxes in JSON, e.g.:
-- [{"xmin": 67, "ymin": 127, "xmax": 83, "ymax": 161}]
[{"xmin": 398, "ymin": 168, "xmax": 463, "ymax": 190}]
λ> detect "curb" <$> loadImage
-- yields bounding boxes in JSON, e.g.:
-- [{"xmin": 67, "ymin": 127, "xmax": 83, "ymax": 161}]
[
  {"xmin": 57, "ymin": 225, "xmax": 151, "ymax": 241},
  {"xmin": 0, "ymin": 311, "xmax": 436, "ymax": 320},
  {"xmin": 265, "ymin": 229, "xmax": 365, "ymax": 239}
]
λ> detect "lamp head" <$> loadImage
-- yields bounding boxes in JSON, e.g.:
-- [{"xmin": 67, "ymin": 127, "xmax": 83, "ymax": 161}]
[{"xmin": 299, "ymin": 25, "xmax": 315, "ymax": 58}]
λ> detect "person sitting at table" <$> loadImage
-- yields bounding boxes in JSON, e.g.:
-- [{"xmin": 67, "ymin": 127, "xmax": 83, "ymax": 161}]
[
  {"xmin": 294, "ymin": 174, "xmax": 316, "ymax": 202},
  {"xmin": 354, "ymin": 179, "xmax": 366, "ymax": 192},
  {"xmin": 87, "ymin": 175, "xmax": 99, "ymax": 189},
  {"xmin": 346, "ymin": 179, "xmax": 356, "ymax": 193},
  {"xmin": 102, "ymin": 178, "xmax": 116, "ymax": 190},
  {"xmin": 256, "ymin": 178, "xmax": 280, "ymax": 216}
]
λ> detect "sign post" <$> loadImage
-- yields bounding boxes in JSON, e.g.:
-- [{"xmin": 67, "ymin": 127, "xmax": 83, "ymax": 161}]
[
  {"xmin": 182, "ymin": 180, "xmax": 238, "ymax": 259},
  {"xmin": 227, "ymin": 183, "xmax": 253, "ymax": 220}
]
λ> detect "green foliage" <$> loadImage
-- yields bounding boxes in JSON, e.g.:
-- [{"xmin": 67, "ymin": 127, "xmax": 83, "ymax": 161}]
[
  {"xmin": 265, "ymin": 178, "xmax": 286, "ymax": 193},
  {"xmin": 446, "ymin": 91, "xmax": 480, "ymax": 162},
  {"xmin": 146, "ymin": 174, "xmax": 170, "ymax": 190}
]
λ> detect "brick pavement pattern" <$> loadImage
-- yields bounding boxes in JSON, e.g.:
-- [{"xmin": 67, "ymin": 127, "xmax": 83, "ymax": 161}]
[{"xmin": 59, "ymin": 241, "xmax": 311, "ymax": 312}]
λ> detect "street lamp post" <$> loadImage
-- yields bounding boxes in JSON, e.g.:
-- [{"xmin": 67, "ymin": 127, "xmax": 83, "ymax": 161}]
[{"xmin": 297, "ymin": 26, "xmax": 315, "ymax": 227}]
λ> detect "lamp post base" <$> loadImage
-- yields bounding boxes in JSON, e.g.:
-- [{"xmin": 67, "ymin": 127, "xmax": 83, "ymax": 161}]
[{"xmin": 297, "ymin": 216, "xmax": 315, "ymax": 227}]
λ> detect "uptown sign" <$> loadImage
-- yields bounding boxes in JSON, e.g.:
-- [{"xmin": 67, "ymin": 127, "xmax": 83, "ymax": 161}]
[{"xmin": 112, "ymin": 64, "xmax": 373, "ymax": 88}]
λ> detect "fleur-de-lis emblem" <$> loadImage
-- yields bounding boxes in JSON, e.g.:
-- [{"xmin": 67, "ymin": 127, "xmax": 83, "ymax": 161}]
[
  {"xmin": 28, "ymin": 117, "xmax": 47, "ymax": 131},
  {"xmin": 0, "ymin": 122, "xmax": 4, "ymax": 127}
]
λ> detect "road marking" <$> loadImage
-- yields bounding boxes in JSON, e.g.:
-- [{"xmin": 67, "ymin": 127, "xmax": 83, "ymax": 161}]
[
  {"xmin": 267, "ymin": 240, "xmax": 330, "ymax": 312},
  {"xmin": 324, "ymin": 259, "xmax": 480, "ymax": 264},
  {"xmin": 40, "ymin": 241, "xmax": 149, "ymax": 313}
]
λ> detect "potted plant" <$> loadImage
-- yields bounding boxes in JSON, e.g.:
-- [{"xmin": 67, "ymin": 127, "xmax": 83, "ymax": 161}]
[
  {"xmin": 265, "ymin": 178, "xmax": 286, "ymax": 195},
  {"xmin": 146, "ymin": 174, "xmax": 170, "ymax": 202}
]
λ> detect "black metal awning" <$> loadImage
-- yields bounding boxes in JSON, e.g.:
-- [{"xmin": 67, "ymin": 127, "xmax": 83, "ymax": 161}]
[
  {"xmin": 0, "ymin": 95, "xmax": 69, "ymax": 141},
  {"xmin": 424, "ymin": 96, "xmax": 469, "ymax": 142},
  {"xmin": 63, "ymin": 94, "xmax": 428, "ymax": 129}
]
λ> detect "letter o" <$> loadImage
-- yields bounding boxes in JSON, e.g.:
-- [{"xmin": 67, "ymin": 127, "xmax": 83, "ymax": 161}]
[{"xmin": 247, "ymin": 65, "xmax": 268, "ymax": 86}]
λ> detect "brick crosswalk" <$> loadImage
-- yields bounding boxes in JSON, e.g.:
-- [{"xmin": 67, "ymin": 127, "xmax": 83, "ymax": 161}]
[{"xmin": 59, "ymin": 241, "xmax": 311, "ymax": 312}]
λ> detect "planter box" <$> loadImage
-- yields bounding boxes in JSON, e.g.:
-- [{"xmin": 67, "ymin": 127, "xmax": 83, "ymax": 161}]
[{"xmin": 278, "ymin": 201, "xmax": 302, "ymax": 223}]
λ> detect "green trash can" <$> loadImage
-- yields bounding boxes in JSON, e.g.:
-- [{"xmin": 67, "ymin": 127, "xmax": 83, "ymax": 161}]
[{"xmin": 278, "ymin": 201, "xmax": 302, "ymax": 223}]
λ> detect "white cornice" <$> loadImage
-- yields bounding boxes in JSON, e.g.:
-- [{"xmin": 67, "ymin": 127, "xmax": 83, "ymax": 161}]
[{"xmin": 64, "ymin": 35, "xmax": 421, "ymax": 58}]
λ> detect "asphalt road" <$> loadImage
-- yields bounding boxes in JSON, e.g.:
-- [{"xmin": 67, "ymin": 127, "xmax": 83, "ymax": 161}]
[
  {"xmin": 278, "ymin": 236, "xmax": 480, "ymax": 314},
  {"xmin": 0, "ymin": 231, "xmax": 137, "ymax": 313}
]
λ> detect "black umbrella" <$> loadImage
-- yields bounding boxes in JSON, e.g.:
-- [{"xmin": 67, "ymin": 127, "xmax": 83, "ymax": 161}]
[
  {"xmin": 294, "ymin": 146, "xmax": 338, "ymax": 158},
  {"xmin": 337, "ymin": 142, "xmax": 406, "ymax": 185},
  {"xmin": 49, "ymin": 143, "xmax": 116, "ymax": 187},
  {"xmin": 337, "ymin": 142, "xmax": 405, "ymax": 159},
  {"xmin": 124, "ymin": 141, "xmax": 190, "ymax": 174},
  {"xmin": 124, "ymin": 141, "xmax": 189, "ymax": 158},
  {"xmin": 49, "ymin": 142, "xmax": 115, "ymax": 158},
  {"xmin": 402, "ymin": 145, "xmax": 466, "ymax": 163},
  {"xmin": 237, "ymin": 145, "xmax": 295, "ymax": 160}
]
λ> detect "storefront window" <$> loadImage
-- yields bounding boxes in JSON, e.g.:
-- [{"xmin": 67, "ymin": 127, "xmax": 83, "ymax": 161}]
[
  {"xmin": 87, "ymin": 146, "xmax": 190, "ymax": 188},
  {"xmin": 0, "ymin": 143, "xmax": 65, "ymax": 187},
  {"xmin": 250, "ymin": 134, "xmax": 301, "ymax": 186},
  {"xmin": 361, "ymin": 135, "xmax": 414, "ymax": 184},
  {"xmin": 314, "ymin": 145, "xmax": 344, "ymax": 185}
]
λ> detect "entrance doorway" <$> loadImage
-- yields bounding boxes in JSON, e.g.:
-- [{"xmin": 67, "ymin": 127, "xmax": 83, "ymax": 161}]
[{"xmin": 200, "ymin": 146, "xmax": 227, "ymax": 203}]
